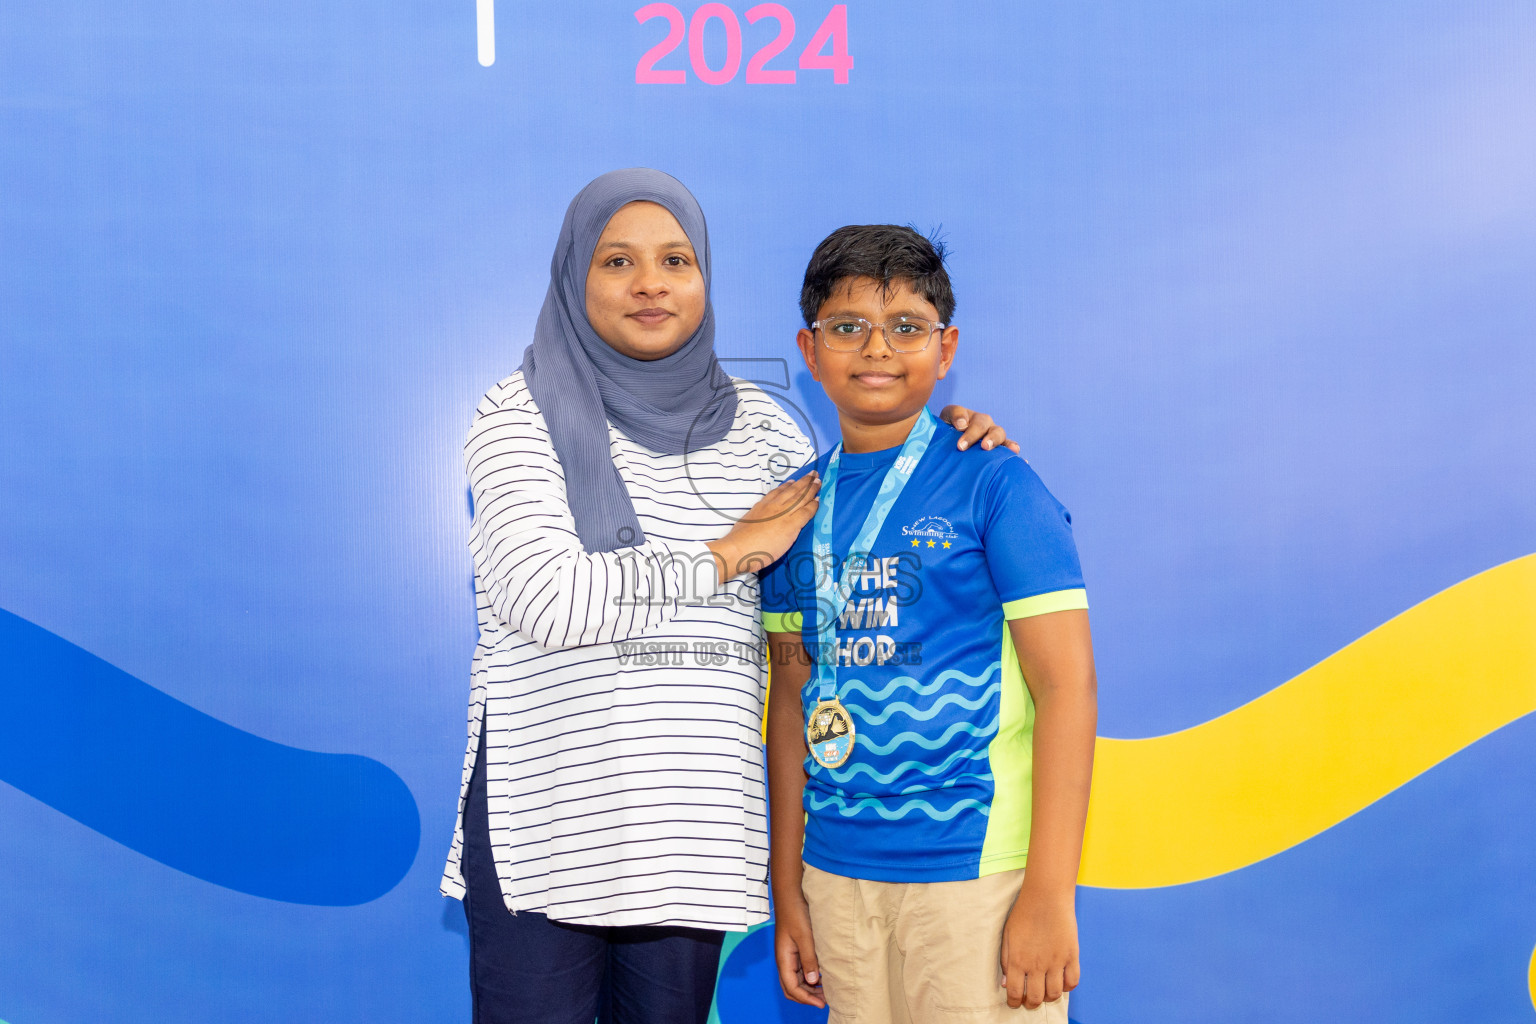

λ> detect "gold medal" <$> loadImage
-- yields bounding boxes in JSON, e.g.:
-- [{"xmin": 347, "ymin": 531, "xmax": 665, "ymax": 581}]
[{"xmin": 806, "ymin": 698, "xmax": 856, "ymax": 769}]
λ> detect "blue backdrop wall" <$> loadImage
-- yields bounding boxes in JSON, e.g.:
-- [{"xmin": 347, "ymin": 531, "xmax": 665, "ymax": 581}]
[{"xmin": 3, "ymin": 2, "xmax": 1535, "ymax": 1022}]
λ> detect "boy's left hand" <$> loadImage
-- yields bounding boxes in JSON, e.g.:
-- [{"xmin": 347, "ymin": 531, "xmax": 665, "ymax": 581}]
[
  {"xmin": 999, "ymin": 883, "xmax": 1080, "ymax": 1010},
  {"xmin": 939, "ymin": 405, "xmax": 1022, "ymax": 454}
]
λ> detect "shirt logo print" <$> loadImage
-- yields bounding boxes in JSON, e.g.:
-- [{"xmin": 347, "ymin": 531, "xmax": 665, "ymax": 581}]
[{"xmin": 901, "ymin": 515, "xmax": 958, "ymax": 549}]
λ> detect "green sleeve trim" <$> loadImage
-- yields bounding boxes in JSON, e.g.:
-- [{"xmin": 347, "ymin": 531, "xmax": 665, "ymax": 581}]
[
  {"xmin": 1002, "ymin": 588, "xmax": 1088, "ymax": 621},
  {"xmin": 762, "ymin": 610, "xmax": 804, "ymax": 634},
  {"xmin": 978, "ymin": 850, "xmax": 1030, "ymax": 876}
]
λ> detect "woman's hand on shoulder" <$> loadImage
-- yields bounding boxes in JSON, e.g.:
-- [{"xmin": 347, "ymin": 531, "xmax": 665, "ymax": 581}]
[{"xmin": 707, "ymin": 473, "xmax": 820, "ymax": 580}]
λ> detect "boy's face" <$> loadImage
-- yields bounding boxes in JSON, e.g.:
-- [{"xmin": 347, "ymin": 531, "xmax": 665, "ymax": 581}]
[{"xmin": 797, "ymin": 276, "xmax": 958, "ymax": 430}]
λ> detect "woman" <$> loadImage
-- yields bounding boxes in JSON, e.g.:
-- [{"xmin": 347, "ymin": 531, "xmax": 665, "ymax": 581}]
[{"xmin": 440, "ymin": 168, "xmax": 1012, "ymax": 1024}]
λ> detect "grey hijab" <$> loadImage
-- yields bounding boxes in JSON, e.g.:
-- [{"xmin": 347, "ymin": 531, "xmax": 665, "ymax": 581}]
[{"xmin": 521, "ymin": 168, "xmax": 738, "ymax": 553}]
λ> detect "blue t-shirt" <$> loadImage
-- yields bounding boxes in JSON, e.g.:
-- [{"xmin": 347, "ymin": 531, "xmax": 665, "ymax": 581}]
[{"xmin": 761, "ymin": 427, "xmax": 1086, "ymax": 883}]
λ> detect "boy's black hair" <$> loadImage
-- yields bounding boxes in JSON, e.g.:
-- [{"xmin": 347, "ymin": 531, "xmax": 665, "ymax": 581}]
[{"xmin": 799, "ymin": 224, "xmax": 955, "ymax": 327}]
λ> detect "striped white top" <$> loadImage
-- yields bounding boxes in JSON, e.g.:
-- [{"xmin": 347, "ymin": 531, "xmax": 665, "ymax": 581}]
[{"xmin": 440, "ymin": 370, "xmax": 813, "ymax": 930}]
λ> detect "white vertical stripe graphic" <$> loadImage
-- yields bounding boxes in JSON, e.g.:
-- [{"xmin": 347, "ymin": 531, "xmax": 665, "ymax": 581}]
[{"xmin": 476, "ymin": 0, "xmax": 495, "ymax": 66}]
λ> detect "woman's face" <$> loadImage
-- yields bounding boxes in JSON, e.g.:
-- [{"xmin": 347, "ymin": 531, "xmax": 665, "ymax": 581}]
[{"xmin": 585, "ymin": 201, "xmax": 706, "ymax": 361}]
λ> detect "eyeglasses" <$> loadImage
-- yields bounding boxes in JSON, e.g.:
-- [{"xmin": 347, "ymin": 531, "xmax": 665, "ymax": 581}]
[{"xmin": 811, "ymin": 316, "xmax": 946, "ymax": 353}]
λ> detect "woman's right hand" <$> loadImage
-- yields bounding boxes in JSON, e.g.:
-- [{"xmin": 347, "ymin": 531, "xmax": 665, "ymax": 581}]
[{"xmin": 707, "ymin": 472, "xmax": 820, "ymax": 580}]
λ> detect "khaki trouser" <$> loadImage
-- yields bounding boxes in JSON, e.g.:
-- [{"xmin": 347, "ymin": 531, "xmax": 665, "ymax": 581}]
[{"xmin": 800, "ymin": 863, "xmax": 1071, "ymax": 1024}]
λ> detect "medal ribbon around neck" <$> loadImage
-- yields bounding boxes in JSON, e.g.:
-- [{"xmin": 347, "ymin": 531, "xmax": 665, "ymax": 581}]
[{"xmin": 806, "ymin": 408, "xmax": 937, "ymax": 768}]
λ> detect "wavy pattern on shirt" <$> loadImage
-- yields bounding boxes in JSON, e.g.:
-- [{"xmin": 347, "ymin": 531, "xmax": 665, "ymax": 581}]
[
  {"xmin": 837, "ymin": 662, "xmax": 1003, "ymax": 704},
  {"xmin": 828, "ymin": 663, "xmax": 1003, "ymax": 782},
  {"xmin": 844, "ymin": 681, "xmax": 1003, "ymax": 725},
  {"xmin": 827, "ymin": 745, "xmax": 992, "ymax": 786},
  {"xmin": 854, "ymin": 719, "xmax": 999, "ymax": 755},
  {"xmin": 808, "ymin": 789, "xmax": 993, "ymax": 821}
]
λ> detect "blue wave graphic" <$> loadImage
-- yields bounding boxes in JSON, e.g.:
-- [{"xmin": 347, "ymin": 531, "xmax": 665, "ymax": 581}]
[
  {"xmin": 844, "ymin": 681, "xmax": 1002, "ymax": 725},
  {"xmin": 829, "ymin": 773, "xmax": 995, "ymax": 804},
  {"xmin": 898, "ymin": 772, "xmax": 993, "ymax": 795},
  {"xmin": 836, "ymin": 661, "xmax": 1002, "ymax": 703},
  {"xmin": 0, "ymin": 609, "xmax": 420, "ymax": 905},
  {"xmin": 853, "ymin": 719, "xmax": 997, "ymax": 755},
  {"xmin": 807, "ymin": 789, "xmax": 992, "ymax": 821},
  {"xmin": 832, "ymin": 772, "xmax": 996, "ymax": 800},
  {"xmin": 828, "ymin": 745, "xmax": 991, "ymax": 785}
]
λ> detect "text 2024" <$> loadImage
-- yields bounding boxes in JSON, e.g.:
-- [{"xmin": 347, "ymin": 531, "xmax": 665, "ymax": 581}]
[{"xmin": 635, "ymin": 4, "xmax": 852, "ymax": 85}]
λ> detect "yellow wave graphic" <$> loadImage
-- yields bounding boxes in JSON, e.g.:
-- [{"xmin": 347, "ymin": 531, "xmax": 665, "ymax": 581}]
[
  {"xmin": 1080, "ymin": 553, "xmax": 1536, "ymax": 889},
  {"xmin": 1528, "ymin": 940, "xmax": 1535, "ymax": 1012}
]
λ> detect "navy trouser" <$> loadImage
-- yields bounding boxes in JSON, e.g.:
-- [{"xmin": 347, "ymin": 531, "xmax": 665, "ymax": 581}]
[{"xmin": 462, "ymin": 740, "xmax": 725, "ymax": 1024}]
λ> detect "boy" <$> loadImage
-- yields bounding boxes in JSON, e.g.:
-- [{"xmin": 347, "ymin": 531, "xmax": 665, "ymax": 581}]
[{"xmin": 761, "ymin": 225, "xmax": 1097, "ymax": 1022}]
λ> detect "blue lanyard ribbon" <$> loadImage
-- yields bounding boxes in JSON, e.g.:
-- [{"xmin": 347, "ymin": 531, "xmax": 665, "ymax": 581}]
[{"xmin": 811, "ymin": 408, "xmax": 937, "ymax": 701}]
